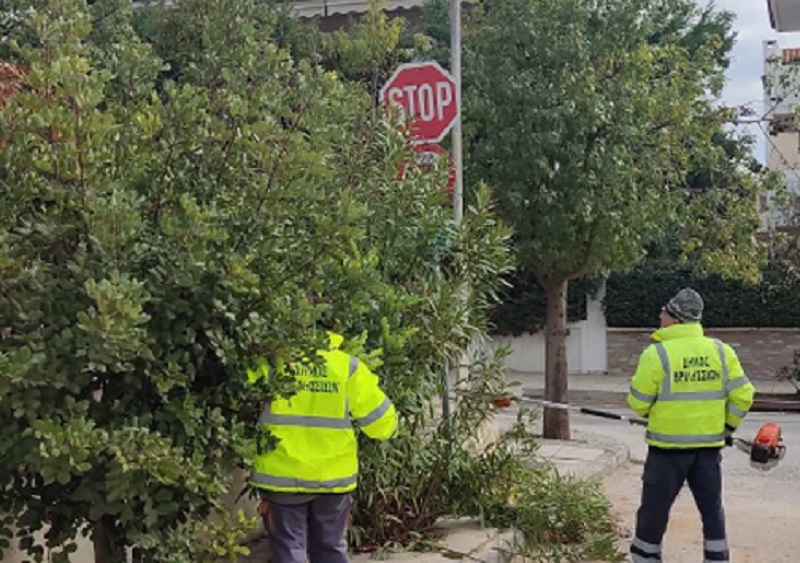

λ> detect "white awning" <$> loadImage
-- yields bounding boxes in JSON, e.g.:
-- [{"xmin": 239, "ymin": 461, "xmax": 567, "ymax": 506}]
[{"xmin": 292, "ymin": 0, "xmax": 423, "ymax": 18}]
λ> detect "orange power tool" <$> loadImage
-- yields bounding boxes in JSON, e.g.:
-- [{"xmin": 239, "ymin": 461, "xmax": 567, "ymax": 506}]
[{"xmin": 731, "ymin": 422, "xmax": 787, "ymax": 471}]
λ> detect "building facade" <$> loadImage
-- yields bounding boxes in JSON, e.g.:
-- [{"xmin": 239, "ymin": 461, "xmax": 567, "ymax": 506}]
[{"xmin": 761, "ymin": 40, "xmax": 800, "ymax": 231}]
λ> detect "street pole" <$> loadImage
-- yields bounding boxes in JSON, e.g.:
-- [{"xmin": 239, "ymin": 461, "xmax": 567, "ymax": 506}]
[
  {"xmin": 447, "ymin": 0, "xmax": 469, "ymax": 425},
  {"xmin": 451, "ymin": 0, "xmax": 463, "ymax": 225}
]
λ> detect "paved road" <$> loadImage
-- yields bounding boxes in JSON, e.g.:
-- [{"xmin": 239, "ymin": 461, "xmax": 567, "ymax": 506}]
[{"xmin": 558, "ymin": 408, "xmax": 800, "ymax": 562}]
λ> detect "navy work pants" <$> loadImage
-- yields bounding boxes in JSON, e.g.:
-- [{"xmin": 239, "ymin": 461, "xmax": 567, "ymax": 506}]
[
  {"xmin": 630, "ymin": 447, "xmax": 729, "ymax": 563},
  {"xmin": 262, "ymin": 493, "xmax": 351, "ymax": 563}
]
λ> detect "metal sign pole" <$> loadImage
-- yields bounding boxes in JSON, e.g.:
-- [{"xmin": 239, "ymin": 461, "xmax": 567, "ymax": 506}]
[
  {"xmin": 443, "ymin": 0, "xmax": 468, "ymax": 434},
  {"xmin": 451, "ymin": 0, "xmax": 463, "ymax": 225}
]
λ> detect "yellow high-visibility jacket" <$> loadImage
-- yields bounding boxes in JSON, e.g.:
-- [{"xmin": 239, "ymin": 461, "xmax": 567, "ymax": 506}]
[
  {"xmin": 247, "ymin": 332, "xmax": 397, "ymax": 494},
  {"xmin": 627, "ymin": 323, "xmax": 755, "ymax": 449}
]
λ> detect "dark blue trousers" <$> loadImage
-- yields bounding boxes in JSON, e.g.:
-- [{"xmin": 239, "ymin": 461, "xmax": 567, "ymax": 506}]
[
  {"xmin": 261, "ymin": 493, "xmax": 351, "ymax": 563},
  {"xmin": 630, "ymin": 447, "xmax": 729, "ymax": 562}
]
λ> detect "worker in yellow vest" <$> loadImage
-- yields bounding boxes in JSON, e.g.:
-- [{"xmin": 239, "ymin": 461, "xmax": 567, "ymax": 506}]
[
  {"xmin": 247, "ymin": 331, "xmax": 397, "ymax": 563},
  {"xmin": 627, "ymin": 288, "xmax": 755, "ymax": 563}
]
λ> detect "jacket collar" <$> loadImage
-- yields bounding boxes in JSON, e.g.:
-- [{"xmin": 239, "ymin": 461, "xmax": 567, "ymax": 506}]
[
  {"xmin": 651, "ymin": 322, "xmax": 704, "ymax": 342},
  {"xmin": 327, "ymin": 331, "xmax": 344, "ymax": 350}
]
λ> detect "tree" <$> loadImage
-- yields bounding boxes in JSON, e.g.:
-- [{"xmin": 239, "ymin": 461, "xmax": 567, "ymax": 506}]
[{"xmin": 464, "ymin": 0, "xmax": 765, "ymax": 439}]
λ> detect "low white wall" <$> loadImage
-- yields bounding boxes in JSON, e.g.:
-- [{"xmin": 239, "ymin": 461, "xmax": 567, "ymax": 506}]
[{"xmin": 486, "ymin": 284, "xmax": 608, "ymax": 374}]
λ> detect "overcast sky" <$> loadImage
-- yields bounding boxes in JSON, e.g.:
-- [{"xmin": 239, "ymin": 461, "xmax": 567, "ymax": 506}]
[{"xmin": 720, "ymin": 0, "xmax": 800, "ymax": 163}]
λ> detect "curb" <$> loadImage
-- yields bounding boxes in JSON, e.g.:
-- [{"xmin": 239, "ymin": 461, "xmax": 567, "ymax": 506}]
[
  {"xmin": 534, "ymin": 429, "xmax": 631, "ymax": 481},
  {"xmin": 522, "ymin": 388, "xmax": 628, "ymax": 405},
  {"xmin": 573, "ymin": 429, "xmax": 631, "ymax": 480}
]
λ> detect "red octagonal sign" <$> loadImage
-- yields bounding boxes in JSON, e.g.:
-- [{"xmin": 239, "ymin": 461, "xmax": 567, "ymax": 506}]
[{"xmin": 380, "ymin": 61, "xmax": 459, "ymax": 145}]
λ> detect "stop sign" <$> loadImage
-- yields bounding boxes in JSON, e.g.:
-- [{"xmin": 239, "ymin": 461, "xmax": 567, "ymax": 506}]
[{"xmin": 380, "ymin": 61, "xmax": 459, "ymax": 144}]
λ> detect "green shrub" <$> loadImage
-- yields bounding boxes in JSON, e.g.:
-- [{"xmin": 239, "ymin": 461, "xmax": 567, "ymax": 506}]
[
  {"xmin": 605, "ymin": 263, "xmax": 800, "ymax": 327},
  {"xmin": 446, "ymin": 406, "xmax": 623, "ymax": 562},
  {"xmin": 0, "ymin": 0, "xmax": 515, "ymax": 560}
]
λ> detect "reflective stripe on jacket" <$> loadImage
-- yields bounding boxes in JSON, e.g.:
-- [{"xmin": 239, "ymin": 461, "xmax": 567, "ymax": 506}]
[
  {"xmin": 627, "ymin": 323, "xmax": 755, "ymax": 449},
  {"xmin": 247, "ymin": 332, "xmax": 397, "ymax": 493}
]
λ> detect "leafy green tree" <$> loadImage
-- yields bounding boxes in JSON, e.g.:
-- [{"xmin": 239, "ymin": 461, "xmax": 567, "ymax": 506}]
[{"xmin": 464, "ymin": 0, "xmax": 766, "ymax": 439}]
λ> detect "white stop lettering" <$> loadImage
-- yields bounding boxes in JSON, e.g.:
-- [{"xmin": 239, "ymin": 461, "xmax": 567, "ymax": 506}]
[{"xmin": 418, "ymin": 84, "xmax": 435, "ymax": 122}]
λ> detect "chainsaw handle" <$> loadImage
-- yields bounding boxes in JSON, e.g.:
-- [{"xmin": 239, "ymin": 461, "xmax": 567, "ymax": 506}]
[
  {"xmin": 578, "ymin": 407, "xmax": 648, "ymax": 426},
  {"xmin": 579, "ymin": 407, "xmax": 624, "ymax": 420},
  {"xmin": 731, "ymin": 437, "xmax": 753, "ymax": 454}
]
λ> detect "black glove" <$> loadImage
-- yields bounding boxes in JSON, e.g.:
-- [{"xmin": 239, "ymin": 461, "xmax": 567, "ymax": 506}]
[{"xmin": 724, "ymin": 424, "xmax": 735, "ymax": 447}]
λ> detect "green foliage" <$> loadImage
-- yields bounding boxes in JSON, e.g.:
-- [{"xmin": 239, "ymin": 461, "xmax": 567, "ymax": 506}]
[
  {"xmin": 323, "ymin": 1, "xmax": 406, "ymax": 79},
  {"xmin": 489, "ymin": 272, "xmax": 603, "ymax": 336},
  {"xmin": 453, "ymin": 0, "xmax": 770, "ymax": 438},
  {"xmin": 248, "ymin": 0, "xmax": 433, "ymax": 103},
  {"xmin": 444, "ymin": 397, "xmax": 622, "ymax": 562},
  {"xmin": 0, "ymin": 0, "xmax": 513, "ymax": 560},
  {"xmin": 464, "ymin": 0, "xmax": 762, "ymax": 284},
  {"xmin": 130, "ymin": 509, "xmax": 260, "ymax": 563},
  {"xmin": 477, "ymin": 471, "xmax": 622, "ymax": 562},
  {"xmin": 605, "ymin": 262, "xmax": 800, "ymax": 328},
  {"xmin": 347, "ymin": 187, "xmax": 517, "ymax": 548},
  {"xmin": 419, "ymin": 0, "xmax": 452, "ymax": 67}
]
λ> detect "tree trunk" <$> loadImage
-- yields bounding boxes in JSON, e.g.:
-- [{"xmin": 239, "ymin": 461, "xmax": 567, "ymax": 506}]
[
  {"xmin": 543, "ymin": 279, "xmax": 571, "ymax": 440},
  {"xmin": 93, "ymin": 516, "xmax": 125, "ymax": 563}
]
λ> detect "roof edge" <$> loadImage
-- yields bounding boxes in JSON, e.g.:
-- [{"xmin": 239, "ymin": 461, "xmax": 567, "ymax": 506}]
[{"xmin": 767, "ymin": 0, "xmax": 778, "ymax": 30}]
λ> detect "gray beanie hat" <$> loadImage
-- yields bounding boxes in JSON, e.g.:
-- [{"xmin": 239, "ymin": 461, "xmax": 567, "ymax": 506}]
[{"xmin": 664, "ymin": 288, "xmax": 704, "ymax": 323}]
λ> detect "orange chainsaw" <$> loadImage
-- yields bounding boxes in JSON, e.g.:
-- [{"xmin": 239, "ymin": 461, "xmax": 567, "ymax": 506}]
[
  {"xmin": 521, "ymin": 398, "xmax": 787, "ymax": 471},
  {"xmin": 730, "ymin": 422, "xmax": 786, "ymax": 471}
]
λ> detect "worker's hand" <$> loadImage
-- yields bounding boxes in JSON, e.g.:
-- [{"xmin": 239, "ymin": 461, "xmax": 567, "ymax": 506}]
[{"xmin": 724, "ymin": 424, "xmax": 735, "ymax": 447}]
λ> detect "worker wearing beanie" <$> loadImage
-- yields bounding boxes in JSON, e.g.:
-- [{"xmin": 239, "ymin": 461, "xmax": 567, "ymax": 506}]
[{"xmin": 627, "ymin": 288, "xmax": 755, "ymax": 563}]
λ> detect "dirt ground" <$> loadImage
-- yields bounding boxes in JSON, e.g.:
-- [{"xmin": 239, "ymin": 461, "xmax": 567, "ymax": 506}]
[{"xmin": 603, "ymin": 461, "xmax": 799, "ymax": 563}]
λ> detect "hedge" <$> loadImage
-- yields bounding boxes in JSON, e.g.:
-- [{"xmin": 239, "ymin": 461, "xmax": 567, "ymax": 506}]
[
  {"xmin": 604, "ymin": 266, "xmax": 800, "ymax": 328},
  {"xmin": 489, "ymin": 272, "xmax": 602, "ymax": 336},
  {"xmin": 490, "ymin": 264, "xmax": 800, "ymax": 335}
]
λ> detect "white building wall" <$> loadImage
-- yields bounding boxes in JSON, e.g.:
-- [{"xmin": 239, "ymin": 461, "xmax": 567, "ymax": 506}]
[
  {"xmin": 761, "ymin": 40, "xmax": 800, "ymax": 231},
  {"xmin": 764, "ymin": 41, "xmax": 800, "ymax": 125},
  {"xmin": 484, "ymin": 283, "xmax": 608, "ymax": 375}
]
